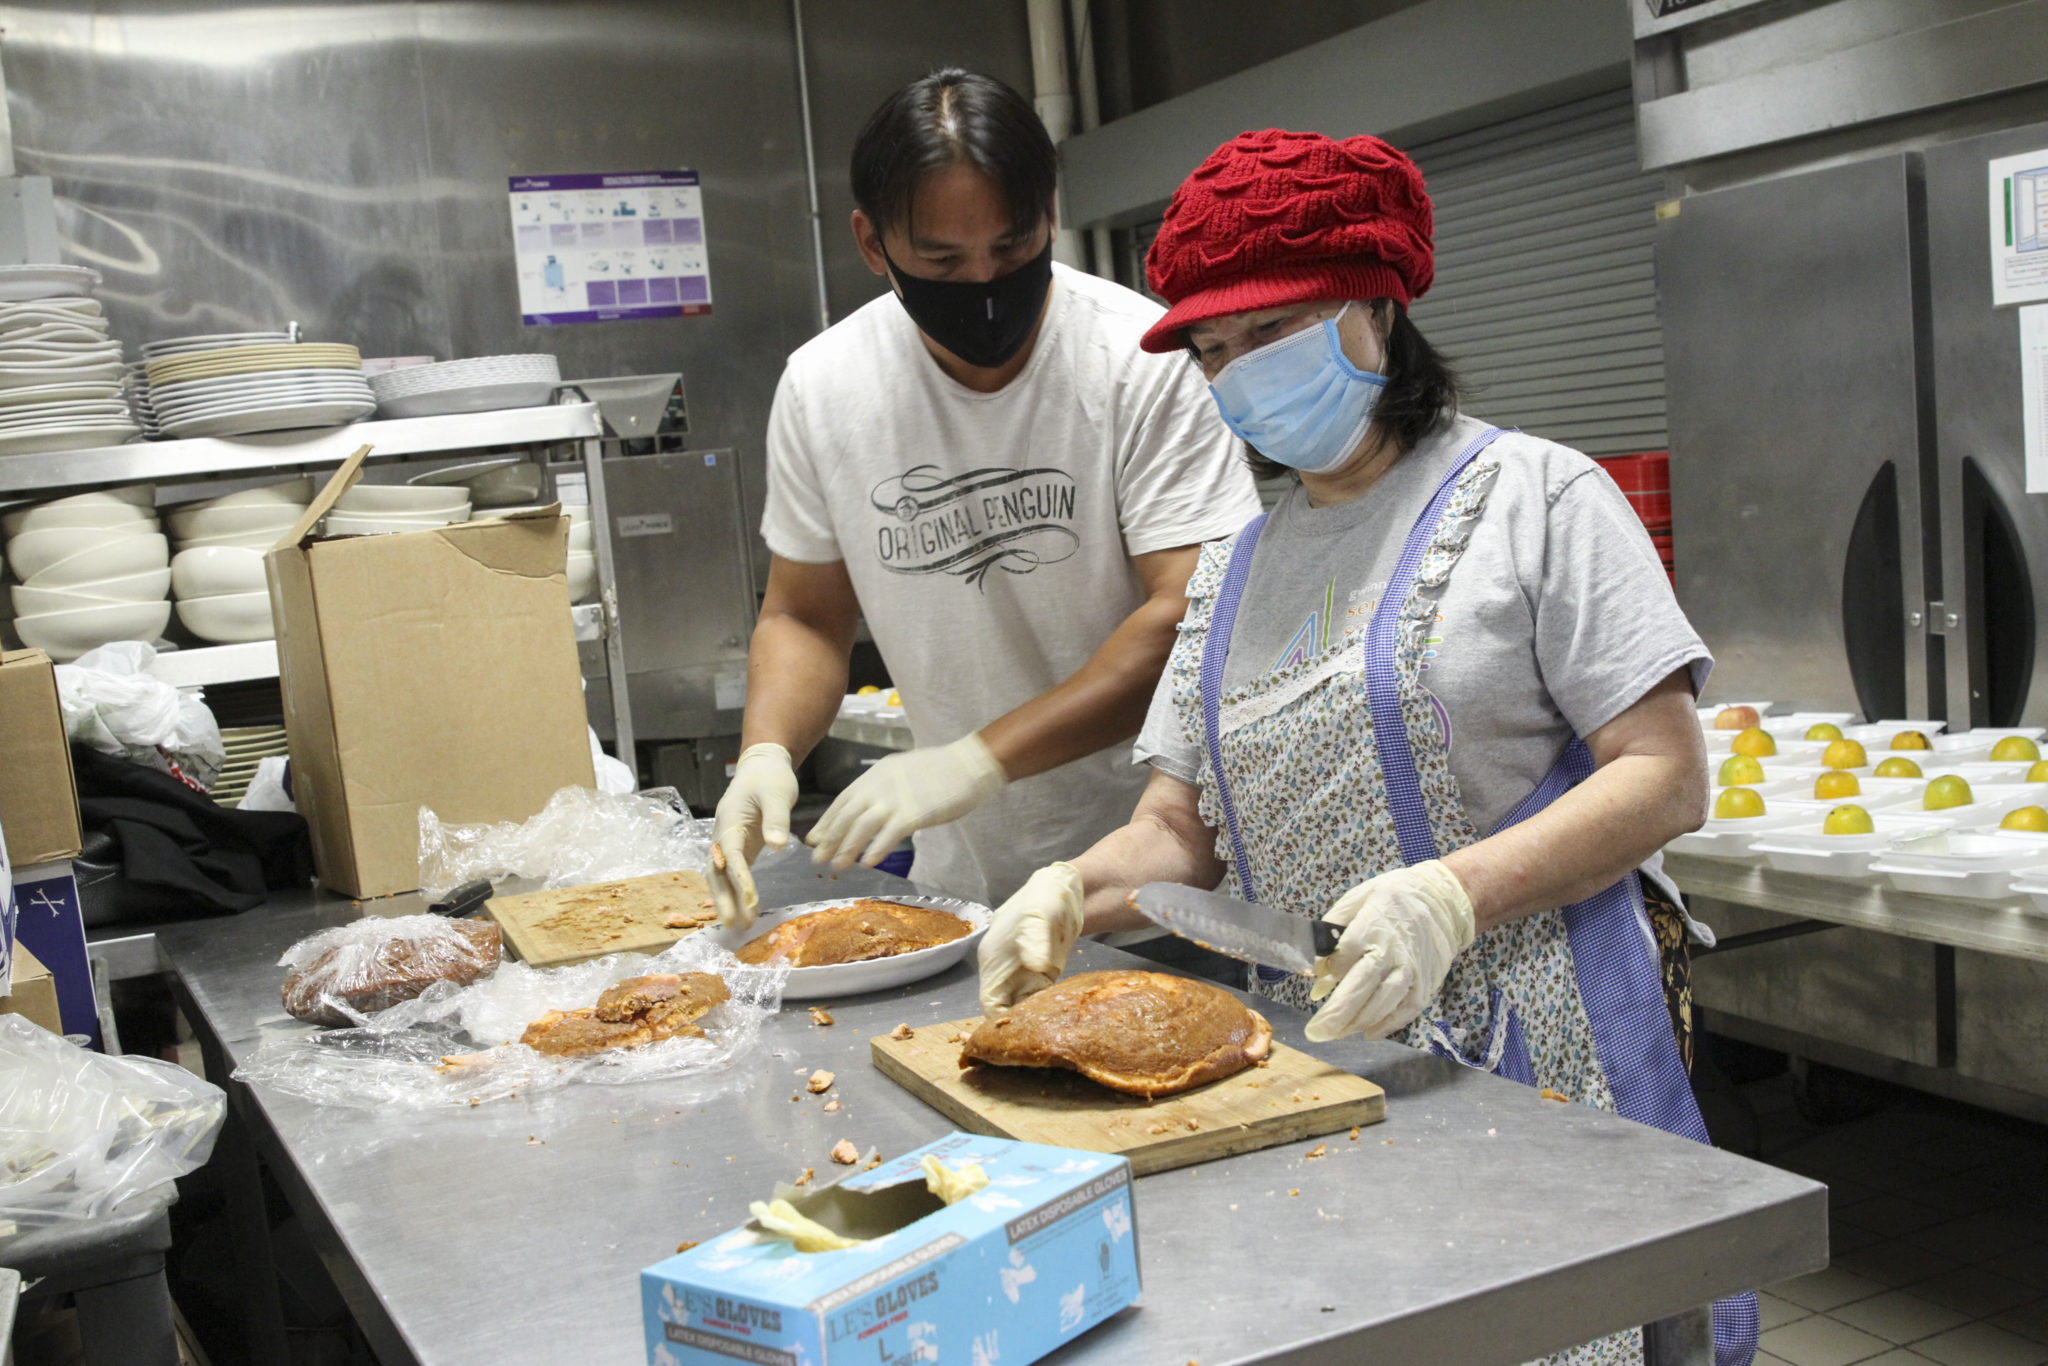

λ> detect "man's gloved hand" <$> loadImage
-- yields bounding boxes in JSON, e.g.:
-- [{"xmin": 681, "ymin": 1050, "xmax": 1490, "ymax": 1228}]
[
  {"xmin": 707, "ymin": 742, "xmax": 799, "ymax": 930},
  {"xmin": 977, "ymin": 862, "xmax": 1086, "ymax": 1016},
  {"xmin": 1303, "ymin": 860, "xmax": 1476, "ymax": 1043},
  {"xmin": 806, "ymin": 733, "xmax": 1007, "ymax": 871}
]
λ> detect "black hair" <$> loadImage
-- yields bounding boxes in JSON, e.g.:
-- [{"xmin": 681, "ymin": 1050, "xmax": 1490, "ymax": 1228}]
[
  {"xmin": 849, "ymin": 68, "xmax": 1056, "ymax": 242},
  {"xmin": 1201, "ymin": 300, "xmax": 1459, "ymax": 482}
]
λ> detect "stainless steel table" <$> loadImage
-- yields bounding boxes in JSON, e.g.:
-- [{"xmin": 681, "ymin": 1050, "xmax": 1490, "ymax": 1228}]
[{"xmin": 157, "ymin": 855, "xmax": 1826, "ymax": 1366}]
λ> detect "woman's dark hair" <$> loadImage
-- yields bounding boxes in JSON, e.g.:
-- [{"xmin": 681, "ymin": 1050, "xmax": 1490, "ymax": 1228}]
[
  {"xmin": 1209, "ymin": 300, "xmax": 1459, "ymax": 482},
  {"xmin": 850, "ymin": 68, "xmax": 1056, "ymax": 241}
]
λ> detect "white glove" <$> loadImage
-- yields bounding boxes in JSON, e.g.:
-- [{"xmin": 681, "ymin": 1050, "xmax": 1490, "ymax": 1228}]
[
  {"xmin": 978, "ymin": 862, "xmax": 1085, "ymax": 1015},
  {"xmin": 806, "ymin": 733, "xmax": 1006, "ymax": 871},
  {"xmin": 708, "ymin": 742, "xmax": 799, "ymax": 930},
  {"xmin": 1303, "ymin": 860, "xmax": 1476, "ymax": 1043}
]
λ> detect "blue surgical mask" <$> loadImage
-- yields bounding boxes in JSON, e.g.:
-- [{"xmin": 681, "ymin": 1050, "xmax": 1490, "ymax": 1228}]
[{"xmin": 1207, "ymin": 303, "xmax": 1386, "ymax": 474}]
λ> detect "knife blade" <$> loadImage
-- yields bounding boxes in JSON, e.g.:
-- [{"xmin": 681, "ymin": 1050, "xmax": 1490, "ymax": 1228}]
[{"xmin": 1128, "ymin": 882, "xmax": 1343, "ymax": 975}]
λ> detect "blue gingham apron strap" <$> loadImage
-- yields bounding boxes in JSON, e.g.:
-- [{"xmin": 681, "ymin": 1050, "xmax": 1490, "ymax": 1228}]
[
  {"xmin": 1200, "ymin": 513, "xmax": 1269, "ymax": 902},
  {"xmin": 1362, "ymin": 426, "xmax": 1510, "ymax": 868}
]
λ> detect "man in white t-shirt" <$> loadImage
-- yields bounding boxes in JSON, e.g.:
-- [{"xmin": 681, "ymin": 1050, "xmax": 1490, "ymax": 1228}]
[{"xmin": 708, "ymin": 68, "xmax": 1260, "ymax": 923}]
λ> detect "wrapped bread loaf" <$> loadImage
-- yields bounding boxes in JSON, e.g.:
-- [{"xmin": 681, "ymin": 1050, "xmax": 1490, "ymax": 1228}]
[{"xmin": 280, "ymin": 915, "xmax": 504, "ymax": 1026}]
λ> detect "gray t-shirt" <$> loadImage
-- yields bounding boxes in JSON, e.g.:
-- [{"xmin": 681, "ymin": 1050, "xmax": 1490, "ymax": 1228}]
[{"xmin": 1134, "ymin": 413, "xmax": 1711, "ymax": 836}]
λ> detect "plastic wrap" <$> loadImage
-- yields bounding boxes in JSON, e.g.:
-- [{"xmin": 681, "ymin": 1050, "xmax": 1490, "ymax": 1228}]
[
  {"xmin": 0, "ymin": 1015, "xmax": 226, "ymax": 1232},
  {"xmin": 54, "ymin": 641, "xmax": 226, "ymax": 790},
  {"xmin": 417, "ymin": 784, "xmax": 712, "ymax": 902},
  {"xmin": 279, "ymin": 915, "xmax": 505, "ymax": 1027},
  {"xmin": 233, "ymin": 932, "xmax": 787, "ymax": 1109}
]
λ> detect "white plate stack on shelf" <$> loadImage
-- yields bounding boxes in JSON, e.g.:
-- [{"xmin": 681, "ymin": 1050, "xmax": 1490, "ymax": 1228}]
[
  {"xmin": 144, "ymin": 338, "xmax": 374, "ymax": 439},
  {"xmin": 322, "ymin": 483, "xmax": 471, "ymax": 536},
  {"xmin": 366, "ymin": 353, "xmax": 560, "ymax": 419},
  {"xmin": 0, "ymin": 265, "xmax": 140, "ymax": 455},
  {"xmin": 1, "ymin": 486, "xmax": 170, "ymax": 660},
  {"xmin": 131, "ymin": 332, "xmax": 290, "ymax": 438},
  {"xmin": 485, "ymin": 499, "xmax": 594, "ymax": 599},
  {"xmin": 165, "ymin": 476, "xmax": 310, "ymax": 644}
]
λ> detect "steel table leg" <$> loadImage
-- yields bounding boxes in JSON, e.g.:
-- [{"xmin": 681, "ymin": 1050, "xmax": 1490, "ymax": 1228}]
[
  {"xmin": 1644, "ymin": 1306, "xmax": 1715, "ymax": 1366},
  {"xmin": 192, "ymin": 1016, "xmax": 290, "ymax": 1365}
]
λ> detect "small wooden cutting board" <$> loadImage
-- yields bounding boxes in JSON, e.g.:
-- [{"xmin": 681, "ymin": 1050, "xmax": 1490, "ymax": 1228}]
[
  {"xmin": 871, "ymin": 1017, "xmax": 1385, "ymax": 1175},
  {"xmin": 484, "ymin": 870, "xmax": 718, "ymax": 967}
]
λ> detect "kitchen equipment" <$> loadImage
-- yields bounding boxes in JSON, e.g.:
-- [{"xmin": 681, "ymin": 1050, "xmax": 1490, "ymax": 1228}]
[
  {"xmin": 483, "ymin": 870, "xmax": 718, "ymax": 967},
  {"xmin": 567, "ymin": 372, "xmax": 680, "ymax": 439},
  {"xmin": 872, "ymin": 1019, "xmax": 1385, "ymax": 1176},
  {"xmin": 700, "ymin": 895, "xmax": 989, "ymax": 1000},
  {"xmin": 1130, "ymin": 881, "xmax": 1342, "ymax": 975}
]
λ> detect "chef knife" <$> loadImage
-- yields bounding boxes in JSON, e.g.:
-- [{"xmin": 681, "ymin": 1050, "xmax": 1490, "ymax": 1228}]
[{"xmin": 1128, "ymin": 882, "xmax": 1343, "ymax": 976}]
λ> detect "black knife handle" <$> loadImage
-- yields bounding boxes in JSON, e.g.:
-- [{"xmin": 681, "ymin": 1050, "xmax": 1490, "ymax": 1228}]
[
  {"xmin": 1310, "ymin": 918, "xmax": 1344, "ymax": 956},
  {"xmin": 428, "ymin": 878, "xmax": 495, "ymax": 918}
]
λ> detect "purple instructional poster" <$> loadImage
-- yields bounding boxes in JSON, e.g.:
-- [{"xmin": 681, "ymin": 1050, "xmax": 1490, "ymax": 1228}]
[{"xmin": 508, "ymin": 169, "xmax": 713, "ymax": 326}]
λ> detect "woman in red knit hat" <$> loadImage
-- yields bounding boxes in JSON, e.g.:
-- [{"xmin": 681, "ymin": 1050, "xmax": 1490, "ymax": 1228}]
[{"xmin": 978, "ymin": 130, "xmax": 1756, "ymax": 1366}]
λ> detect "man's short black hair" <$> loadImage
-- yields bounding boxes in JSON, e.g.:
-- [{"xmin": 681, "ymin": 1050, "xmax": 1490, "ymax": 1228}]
[{"xmin": 850, "ymin": 68, "xmax": 1056, "ymax": 241}]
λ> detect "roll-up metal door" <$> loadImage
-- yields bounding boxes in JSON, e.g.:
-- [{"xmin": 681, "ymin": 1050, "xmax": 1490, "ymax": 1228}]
[{"xmin": 1122, "ymin": 88, "xmax": 1665, "ymax": 456}]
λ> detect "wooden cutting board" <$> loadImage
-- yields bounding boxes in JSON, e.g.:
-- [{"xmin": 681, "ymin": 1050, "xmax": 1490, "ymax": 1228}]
[
  {"xmin": 871, "ymin": 1018, "xmax": 1384, "ymax": 1175},
  {"xmin": 484, "ymin": 870, "xmax": 718, "ymax": 967}
]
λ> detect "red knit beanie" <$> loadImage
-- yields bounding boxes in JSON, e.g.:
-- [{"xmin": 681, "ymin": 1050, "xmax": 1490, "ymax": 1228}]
[{"xmin": 1139, "ymin": 129, "xmax": 1434, "ymax": 353}]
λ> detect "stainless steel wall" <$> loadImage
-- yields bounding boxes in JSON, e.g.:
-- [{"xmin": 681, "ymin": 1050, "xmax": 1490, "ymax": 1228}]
[{"xmin": 0, "ymin": 0, "xmax": 1034, "ymax": 585}]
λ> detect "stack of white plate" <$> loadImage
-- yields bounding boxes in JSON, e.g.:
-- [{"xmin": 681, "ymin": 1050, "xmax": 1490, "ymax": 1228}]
[
  {"xmin": 323, "ymin": 483, "xmax": 471, "ymax": 535},
  {"xmin": 2, "ymin": 486, "xmax": 170, "ymax": 660},
  {"xmin": 367, "ymin": 354, "xmax": 559, "ymax": 419},
  {"xmin": 165, "ymin": 477, "xmax": 308, "ymax": 642},
  {"xmin": 132, "ymin": 332, "xmax": 292, "ymax": 438},
  {"xmin": 145, "ymin": 341, "xmax": 373, "ymax": 439},
  {"xmin": 211, "ymin": 724, "xmax": 291, "ymax": 806},
  {"xmin": 487, "ymin": 502, "xmax": 595, "ymax": 599},
  {"xmin": 0, "ymin": 266, "xmax": 139, "ymax": 455}
]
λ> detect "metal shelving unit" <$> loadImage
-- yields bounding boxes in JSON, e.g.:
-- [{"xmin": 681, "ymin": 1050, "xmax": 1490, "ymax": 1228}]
[{"xmin": 0, "ymin": 401, "xmax": 636, "ymax": 756}]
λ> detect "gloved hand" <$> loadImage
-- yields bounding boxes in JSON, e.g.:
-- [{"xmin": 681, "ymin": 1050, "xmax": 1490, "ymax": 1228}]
[
  {"xmin": 708, "ymin": 742, "xmax": 799, "ymax": 930},
  {"xmin": 806, "ymin": 733, "xmax": 1007, "ymax": 871},
  {"xmin": 1303, "ymin": 860, "xmax": 1476, "ymax": 1043},
  {"xmin": 978, "ymin": 862, "xmax": 1086, "ymax": 1015}
]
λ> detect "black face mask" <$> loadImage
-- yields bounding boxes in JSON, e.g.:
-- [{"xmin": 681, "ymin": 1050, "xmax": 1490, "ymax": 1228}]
[{"xmin": 880, "ymin": 238, "xmax": 1054, "ymax": 369}]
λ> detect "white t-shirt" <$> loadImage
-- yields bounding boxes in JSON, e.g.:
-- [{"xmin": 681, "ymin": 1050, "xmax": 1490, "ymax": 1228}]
[{"xmin": 763, "ymin": 263, "xmax": 1263, "ymax": 904}]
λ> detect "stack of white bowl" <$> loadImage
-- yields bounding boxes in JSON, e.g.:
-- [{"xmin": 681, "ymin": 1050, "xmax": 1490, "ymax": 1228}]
[
  {"xmin": 1, "ymin": 486, "xmax": 170, "ymax": 660},
  {"xmin": 367, "ymin": 354, "xmax": 560, "ymax": 419},
  {"xmin": 165, "ymin": 477, "xmax": 311, "ymax": 644},
  {"xmin": 323, "ymin": 483, "xmax": 471, "ymax": 535},
  {"xmin": 487, "ymin": 502, "xmax": 595, "ymax": 600}
]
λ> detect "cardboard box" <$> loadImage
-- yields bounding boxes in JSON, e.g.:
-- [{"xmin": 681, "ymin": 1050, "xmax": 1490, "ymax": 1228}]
[
  {"xmin": 0, "ymin": 941, "xmax": 63, "ymax": 1036},
  {"xmin": 0, "ymin": 649, "xmax": 83, "ymax": 866},
  {"xmin": 268, "ymin": 446, "xmax": 595, "ymax": 898},
  {"xmin": 642, "ymin": 1133, "xmax": 1141, "ymax": 1366},
  {"xmin": 10, "ymin": 860, "xmax": 95, "ymax": 1045}
]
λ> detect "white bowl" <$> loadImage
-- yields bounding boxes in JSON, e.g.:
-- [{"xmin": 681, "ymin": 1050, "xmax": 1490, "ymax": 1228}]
[
  {"xmin": 165, "ymin": 503, "xmax": 305, "ymax": 541},
  {"xmin": 567, "ymin": 550, "xmax": 596, "ymax": 602},
  {"xmin": 332, "ymin": 484, "xmax": 470, "ymax": 515},
  {"xmin": 187, "ymin": 475, "xmax": 315, "ymax": 510},
  {"xmin": 14, "ymin": 582, "xmax": 137, "ymax": 615},
  {"xmin": 7, "ymin": 524, "xmax": 164, "ymax": 581},
  {"xmin": 176, "ymin": 530, "xmax": 294, "ymax": 552},
  {"xmin": 1, "ymin": 501, "xmax": 156, "ymax": 538},
  {"xmin": 22, "ymin": 533, "xmax": 170, "ymax": 588},
  {"xmin": 171, "ymin": 545, "xmax": 268, "ymax": 599},
  {"xmin": 466, "ymin": 462, "xmax": 543, "ymax": 507},
  {"xmin": 326, "ymin": 504, "xmax": 469, "ymax": 524},
  {"xmin": 11, "ymin": 567, "xmax": 171, "ymax": 611},
  {"xmin": 323, "ymin": 511, "xmax": 467, "ymax": 536},
  {"xmin": 175, "ymin": 590, "xmax": 275, "ymax": 644},
  {"xmin": 30, "ymin": 484, "xmax": 153, "ymax": 511},
  {"xmin": 13, "ymin": 599, "xmax": 172, "ymax": 661},
  {"xmin": 568, "ymin": 521, "xmax": 593, "ymax": 551}
]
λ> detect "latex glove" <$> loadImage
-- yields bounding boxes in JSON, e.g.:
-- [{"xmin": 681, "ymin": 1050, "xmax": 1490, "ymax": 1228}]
[
  {"xmin": 977, "ymin": 862, "xmax": 1085, "ymax": 1016},
  {"xmin": 806, "ymin": 733, "xmax": 1006, "ymax": 870},
  {"xmin": 708, "ymin": 742, "xmax": 799, "ymax": 930},
  {"xmin": 1303, "ymin": 860, "xmax": 1476, "ymax": 1043}
]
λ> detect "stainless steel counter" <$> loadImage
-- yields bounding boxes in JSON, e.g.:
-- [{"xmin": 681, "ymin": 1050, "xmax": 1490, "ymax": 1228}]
[{"xmin": 157, "ymin": 855, "xmax": 1826, "ymax": 1366}]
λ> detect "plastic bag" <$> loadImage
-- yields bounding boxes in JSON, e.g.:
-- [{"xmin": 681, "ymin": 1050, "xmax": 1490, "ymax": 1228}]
[
  {"xmin": 55, "ymin": 641, "xmax": 226, "ymax": 791},
  {"xmin": 0, "ymin": 1015, "xmax": 226, "ymax": 1232},
  {"xmin": 279, "ymin": 915, "xmax": 505, "ymax": 1027},
  {"xmin": 417, "ymin": 784, "xmax": 712, "ymax": 902},
  {"xmin": 238, "ymin": 755, "xmax": 295, "ymax": 813},
  {"xmin": 589, "ymin": 727, "xmax": 635, "ymax": 797},
  {"xmin": 232, "ymin": 932, "xmax": 786, "ymax": 1109}
]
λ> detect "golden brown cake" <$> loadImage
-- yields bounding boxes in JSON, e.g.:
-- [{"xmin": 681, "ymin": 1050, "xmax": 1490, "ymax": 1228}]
[
  {"xmin": 960, "ymin": 970, "xmax": 1273, "ymax": 1098},
  {"xmin": 735, "ymin": 900, "xmax": 970, "ymax": 967},
  {"xmin": 518, "ymin": 971, "xmax": 729, "ymax": 1058},
  {"xmin": 282, "ymin": 919, "xmax": 503, "ymax": 1027}
]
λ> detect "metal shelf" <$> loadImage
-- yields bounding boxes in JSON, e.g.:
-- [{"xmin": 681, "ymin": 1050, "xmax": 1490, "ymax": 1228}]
[
  {"xmin": 0, "ymin": 403, "xmax": 604, "ymax": 497},
  {"xmin": 148, "ymin": 640, "xmax": 280, "ymax": 689}
]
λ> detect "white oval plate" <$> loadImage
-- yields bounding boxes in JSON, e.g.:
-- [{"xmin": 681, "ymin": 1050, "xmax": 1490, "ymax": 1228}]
[
  {"xmin": 700, "ymin": 894, "xmax": 991, "ymax": 1002},
  {"xmin": 0, "ymin": 265, "xmax": 101, "ymax": 301},
  {"xmin": 0, "ymin": 424, "xmax": 137, "ymax": 455},
  {"xmin": 160, "ymin": 401, "xmax": 372, "ymax": 439},
  {"xmin": 0, "ymin": 381, "xmax": 122, "ymax": 407}
]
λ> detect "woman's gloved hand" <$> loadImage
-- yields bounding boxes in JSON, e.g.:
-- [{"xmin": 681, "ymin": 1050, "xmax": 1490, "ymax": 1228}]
[
  {"xmin": 977, "ymin": 862, "xmax": 1085, "ymax": 1016},
  {"xmin": 1304, "ymin": 860, "xmax": 1476, "ymax": 1042},
  {"xmin": 806, "ymin": 733, "xmax": 1007, "ymax": 871},
  {"xmin": 707, "ymin": 742, "xmax": 799, "ymax": 930}
]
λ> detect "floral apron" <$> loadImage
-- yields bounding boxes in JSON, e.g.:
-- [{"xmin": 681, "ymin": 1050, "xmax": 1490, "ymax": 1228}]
[{"xmin": 1176, "ymin": 428, "xmax": 1758, "ymax": 1366}]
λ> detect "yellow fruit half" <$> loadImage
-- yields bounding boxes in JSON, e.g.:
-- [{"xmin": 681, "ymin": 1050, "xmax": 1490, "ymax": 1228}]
[
  {"xmin": 1805, "ymin": 723, "xmax": 1844, "ymax": 742},
  {"xmin": 1874, "ymin": 757, "xmax": 1923, "ymax": 778},
  {"xmin": 1990, "ymin": 736, "xmax": 2042, "ymax": 763},
  {"xmin": 885, "ymin": 690, "xmax": 902, "ymax": 706},
  {"xmin": 1924, "ymin": 776, "xmax": 1973, "ymax": 811},
  {"xmin": 1821, "ymin": 739, "xmax": 1868, "ymax": 770},
  {"xmin": 1891, "ymin": 730, "xmax": 1932, "ymax": 751},
  {"xmin": 1713, "ymin": 788, "xmax": 1766, "ymax": 820},
  {"xmin": 2029, "ymin": 761, "xmax": 2048, "ymax": 783},
  {"xmin": 1730, "ymin": 726, "xmax": 1777, "ymax": 758},
  {"xmin": 1718, "ymin": 756, "xmax": 1766, "ymax": 786},
  {"xmin": 1813, "ymin": 771, "xmax": 1861, "ymax": 800},
  {"xmin": 2001, "ymin": 806, "xmax": 2048, "ymax": 832},
  {"xmin": 856, "ymin": 685, "xmax": 881, "ymax": 696},
  {"xmin": 1824, "ymin": 805, "xmax": 1875, "ymax": 835}
]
